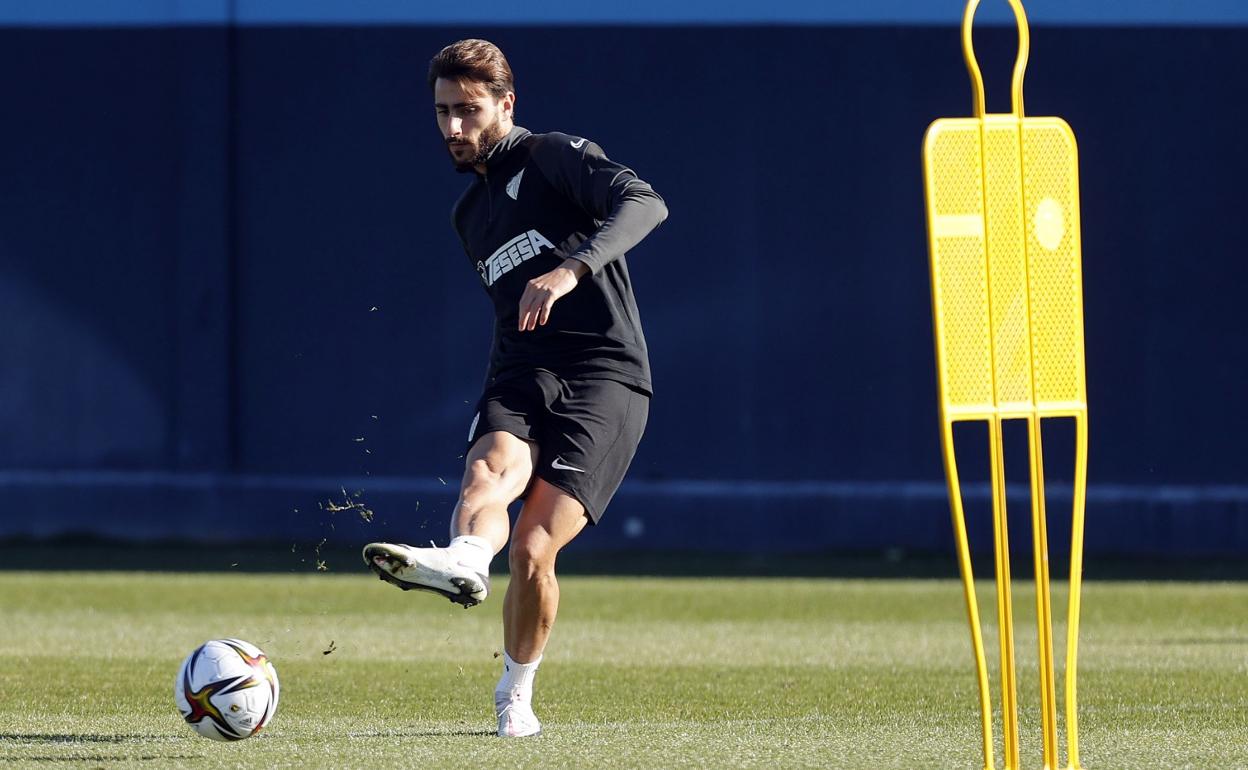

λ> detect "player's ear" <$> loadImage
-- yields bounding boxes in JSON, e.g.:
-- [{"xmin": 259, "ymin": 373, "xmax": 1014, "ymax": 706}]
[{"xmin": 501, "ymin": 91, "xmax": 516, "ymax": 121}]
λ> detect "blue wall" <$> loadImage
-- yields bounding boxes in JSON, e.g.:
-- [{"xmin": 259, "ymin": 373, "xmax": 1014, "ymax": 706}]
[
  {"xmin": 1, "ymin": 22, "xmax": 1246, "ymax": 557},
  {"xmin": 5, "ymin": 0, "xmax": 1248, "ymax": 26}
]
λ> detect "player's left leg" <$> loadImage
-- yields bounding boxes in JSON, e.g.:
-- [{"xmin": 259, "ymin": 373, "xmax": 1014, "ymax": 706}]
[
  {"xmin": 494, "ymin": 478, "xmax": 589, "ymax": 737},
  {"xmin": 492, "ymin": 374, "xmax": 649, "ymax": 737}
]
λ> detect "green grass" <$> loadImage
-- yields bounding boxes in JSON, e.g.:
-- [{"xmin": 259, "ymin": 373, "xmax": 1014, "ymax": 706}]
[{"xmin": 0, "ymin": 571, "xmax": 1245, "ymax": 769}]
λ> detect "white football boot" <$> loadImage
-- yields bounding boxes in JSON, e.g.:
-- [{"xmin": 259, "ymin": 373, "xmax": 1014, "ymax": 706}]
[
  {"xmin": 495, "ymin": 694, "xmax": 542, "ymax": 738},
  {"xmin": 361, "ymin": 542, "xmax": 489, "ymax": 607}
]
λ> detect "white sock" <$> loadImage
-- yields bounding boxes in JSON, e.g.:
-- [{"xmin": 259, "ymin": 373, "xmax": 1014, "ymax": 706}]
[
  {"xmin": 448, "ymin": 535, "xmax": 494, "ymax": 573},
  {"xmin": 495, "ymin": 652, "xmax": 541, "ymax": 703}
]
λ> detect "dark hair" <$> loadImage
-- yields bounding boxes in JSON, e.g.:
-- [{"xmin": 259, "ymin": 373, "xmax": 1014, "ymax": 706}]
[{"xmin": 427, "ymin": 39, "xmax": 515, "ymax": 98}]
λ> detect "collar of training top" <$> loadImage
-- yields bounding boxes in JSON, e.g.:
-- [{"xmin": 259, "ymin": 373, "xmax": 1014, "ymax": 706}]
[{"xmin": 480, "ymin": 126, "xmax": 532, "ymax": 173}]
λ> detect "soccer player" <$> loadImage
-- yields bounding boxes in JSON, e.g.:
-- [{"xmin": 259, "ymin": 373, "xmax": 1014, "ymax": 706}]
[{"xmin": 363, "ymin": 39, "xmax": 667, "ymax": 738}]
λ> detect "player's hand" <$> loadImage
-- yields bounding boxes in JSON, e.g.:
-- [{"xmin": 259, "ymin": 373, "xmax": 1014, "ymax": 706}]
[{"xmin": 518, "ymin": 259, "xmax": 589, "ymax": 331}]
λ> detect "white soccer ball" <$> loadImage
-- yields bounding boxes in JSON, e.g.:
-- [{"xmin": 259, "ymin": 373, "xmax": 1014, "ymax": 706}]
[{"xmin": 174, "ymin": 638, "xmax": 280, "ymax": 741}]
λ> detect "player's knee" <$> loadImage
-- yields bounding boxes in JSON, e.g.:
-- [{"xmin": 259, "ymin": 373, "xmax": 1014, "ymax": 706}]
[
  {"xmin": 508, "ymin": 535, "xmax": 556, "ymax": 581},
  {"xmin": 462, "ymin": 457, "xmax": 515, "ymax": 507},
  {"xmin": 466, "ymin": 455, "xmax": 506, "ymax": 483}
]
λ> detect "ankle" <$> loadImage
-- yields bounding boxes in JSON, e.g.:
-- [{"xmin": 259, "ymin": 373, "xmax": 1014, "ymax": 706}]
[
  {"xmin": 495, "ymin": 651, "xmax": 541, "ymax": 701},
  {"xmin": 449, "ymin": 535, "xmax": 494, "ymax": 572}
]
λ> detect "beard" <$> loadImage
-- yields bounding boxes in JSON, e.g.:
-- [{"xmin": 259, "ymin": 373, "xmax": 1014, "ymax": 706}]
[{"xmin": 448, "ymin": 116, "xmax": 508, "ymax": 173}]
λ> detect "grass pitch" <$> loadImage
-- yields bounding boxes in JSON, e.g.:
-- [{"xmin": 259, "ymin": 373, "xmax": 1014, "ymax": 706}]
[{"xmin": 0, "ymin": 570, "xmax": 1245, "ymax": 769}]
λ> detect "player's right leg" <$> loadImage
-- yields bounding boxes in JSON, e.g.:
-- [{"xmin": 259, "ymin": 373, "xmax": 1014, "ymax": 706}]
[{"xmin": 362, "ymin": 430, "xmax": 536, "ymax": 607}]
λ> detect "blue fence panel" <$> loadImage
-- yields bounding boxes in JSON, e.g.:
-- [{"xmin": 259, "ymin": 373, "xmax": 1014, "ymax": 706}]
[
  {"xmin": 5, "ymin": 0, "xmax": 1248, "ymax": 26},
  {"xmin": 1, "ymin": 23, "xmax": 1245, "ymax": 556}
]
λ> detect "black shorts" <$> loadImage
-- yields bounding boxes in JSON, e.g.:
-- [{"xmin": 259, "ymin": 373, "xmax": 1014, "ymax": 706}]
[{"xmin": 467, "ymin": 371, "xmax": 649, "ymax": 524}]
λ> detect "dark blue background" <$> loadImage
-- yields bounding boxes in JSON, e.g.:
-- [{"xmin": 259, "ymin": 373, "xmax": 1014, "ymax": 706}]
[{"xmin": 1, "ymin": 24, "xmax": 1245, "ymax": 556}]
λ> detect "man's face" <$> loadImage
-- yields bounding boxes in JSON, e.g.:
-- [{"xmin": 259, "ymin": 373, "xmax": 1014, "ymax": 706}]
[{"xmin": 434, "ymin": 77, "xmax": 514, "ymax": 172}]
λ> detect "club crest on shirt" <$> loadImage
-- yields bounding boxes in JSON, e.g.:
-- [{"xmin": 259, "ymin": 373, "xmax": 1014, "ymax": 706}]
[
  {"xmin": 505, "ymin": 169, "xmax": 524, "ymax": 201},
  {"xmin": 479, "ymin": 229, "xmax": 555, "ymax": 287}
]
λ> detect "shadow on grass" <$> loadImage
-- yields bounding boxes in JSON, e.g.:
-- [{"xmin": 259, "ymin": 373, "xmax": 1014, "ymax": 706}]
[
  {"xmin": 0, "ymin": 734, "xmax": 159, "ymax": 743},
  {"xmin": 1, "ymin": 735, "xmax": 198, "ymax": 763},
  {"xmin": 348, "ymin": 728, "xmax": 496, "ymax": 738}
]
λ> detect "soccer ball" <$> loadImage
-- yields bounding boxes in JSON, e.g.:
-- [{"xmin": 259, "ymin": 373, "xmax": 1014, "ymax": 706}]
[{"xmin": 174, "ymin": 638, "xmax": 280, "ymax": 741}]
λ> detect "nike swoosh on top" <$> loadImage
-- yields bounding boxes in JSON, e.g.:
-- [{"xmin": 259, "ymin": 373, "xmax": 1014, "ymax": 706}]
[
  {"xmin": 551, "ymin": 457, "xmax": 586, "ymax": 473},
  {"xmin": 570, "ymin": 138, "xmax": 586, "ymax": 149}
]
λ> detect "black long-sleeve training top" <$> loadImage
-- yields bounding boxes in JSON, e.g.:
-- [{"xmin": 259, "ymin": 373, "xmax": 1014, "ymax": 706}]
[{"xmin": 452, "ymin": 126, "xmax": 668, "ymax": 394}]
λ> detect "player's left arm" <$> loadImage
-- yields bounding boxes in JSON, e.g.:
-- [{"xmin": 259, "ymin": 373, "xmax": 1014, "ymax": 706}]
[{"xmin": 517, "ymin": 136, "xmax": 668, "ymax": 331}]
